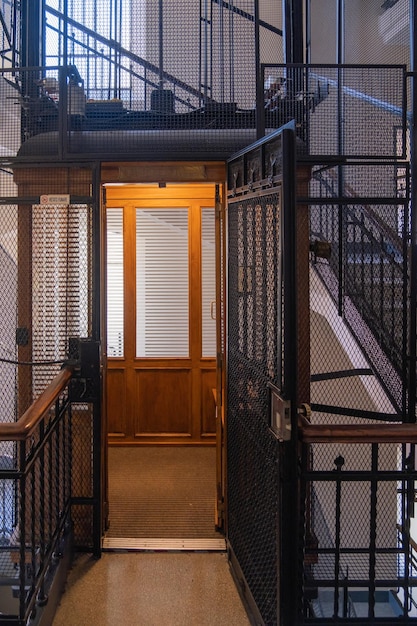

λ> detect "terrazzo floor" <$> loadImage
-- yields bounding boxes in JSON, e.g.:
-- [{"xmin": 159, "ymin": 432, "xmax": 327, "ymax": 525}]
[{"xmin": 53, "ymin": 551, "xmax": 251, "ymax": 625}]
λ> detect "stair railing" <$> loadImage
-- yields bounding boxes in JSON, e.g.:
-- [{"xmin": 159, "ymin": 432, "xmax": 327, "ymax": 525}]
[
  {"xmin": 0, "ymin": 365, "xmax": 73, "ymax": 624},
  {"xmin": 310, "ymin": 165, "xmax": 409, "ymax": 414}
]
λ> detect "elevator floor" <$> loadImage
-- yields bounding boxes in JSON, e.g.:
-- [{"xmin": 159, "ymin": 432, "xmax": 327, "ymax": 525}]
[{"xmin": 105, "ymin": 446, "xmax": 223, "ymax": 545}]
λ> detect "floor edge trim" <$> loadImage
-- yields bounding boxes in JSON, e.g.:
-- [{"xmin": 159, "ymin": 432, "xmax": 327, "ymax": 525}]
[{"xmin": 102, "ymin": 537, "xmax": 227, "ymax": 552}]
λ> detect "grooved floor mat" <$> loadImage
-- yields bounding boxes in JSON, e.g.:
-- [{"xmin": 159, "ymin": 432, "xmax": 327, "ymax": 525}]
[{"xmin": 106, "ymin": 446, "xmax": 221, "ymax": 539}]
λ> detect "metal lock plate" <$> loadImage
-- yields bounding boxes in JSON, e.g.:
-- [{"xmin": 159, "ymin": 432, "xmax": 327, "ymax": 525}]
[{"xmin": 268, "ymin": 383, "xmax": 291, "ymax": 441}]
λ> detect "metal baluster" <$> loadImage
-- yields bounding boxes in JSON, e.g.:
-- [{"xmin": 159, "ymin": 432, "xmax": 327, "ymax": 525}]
[
  {"xmin": 333, "ymin": 454, "xmax": 344, "ymax": 619},
  {"xmin": 368, "ymin": 443, "xmax": 378, "ymax": 619}
]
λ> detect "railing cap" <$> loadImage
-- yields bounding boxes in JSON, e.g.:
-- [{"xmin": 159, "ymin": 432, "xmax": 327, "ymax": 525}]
[{"xmin": 0, "ymin": 366, "xmax": 73, "ymax": 441}]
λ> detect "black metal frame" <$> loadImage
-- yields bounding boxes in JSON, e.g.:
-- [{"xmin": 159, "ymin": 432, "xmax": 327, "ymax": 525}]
[
  {"xmin": 409, "ymin": 3, "xmax": 417, "ymax": 425},
  {"xmin": 307, "ymin": 159, "xmax": 411, "ymax": 418},
  {"xmin": 226, "ymin": 123, "xmax": 299, "ymax": 626},
  {"xmin": 0, "ymin": 158, "xmax": 103, "ymax": 557},
  {"xmin": 300, "ymin": 439, "xmax": 417, "ymax": 624},
  {"xmin": 259, "ymin": 63, "xmax": 407, "ymax": 161},
  {"xmin": 0, "ymin": 4, "xmax": 413, "ymax": 624}
]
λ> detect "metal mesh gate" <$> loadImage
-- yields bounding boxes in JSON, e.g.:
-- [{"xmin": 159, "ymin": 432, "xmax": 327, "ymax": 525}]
[
  {"xmin": 227, "ymin": 192, "xmax": 281, "ymax": 625},
  {"xmin": 0, "ymin": 164, "xmax": 99, "ymax": 550},
  {"xmin": 226, "ymin": 126, "xmax": 298, "ymax": 626}
]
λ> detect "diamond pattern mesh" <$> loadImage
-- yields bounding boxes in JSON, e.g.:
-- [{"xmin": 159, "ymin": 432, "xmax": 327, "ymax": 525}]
[
  {"xmin": 304, "ymin": 442, "xmax": 417, "ymax": 620},
  {"xmin": 227, "ymin": 191, "xmax": 282, "ymax": 625},
  {"xmin": 309, "ymin": 162, "xmax": 409, "ymax": 416},
  {"xmin": 0, "ymin": 165, "xmax": 96, "ymax": 549}
]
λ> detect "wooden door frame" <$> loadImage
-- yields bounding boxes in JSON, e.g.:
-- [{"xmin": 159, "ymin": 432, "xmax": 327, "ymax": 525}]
[{"xmin": 99, "ymin": 161, "xmax": 227, "ymax": 533}]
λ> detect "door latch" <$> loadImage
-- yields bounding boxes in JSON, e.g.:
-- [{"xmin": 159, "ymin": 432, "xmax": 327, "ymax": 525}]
[{"xmin": 268, "ymin": 384, "xmax": 291, "ymax": 442}]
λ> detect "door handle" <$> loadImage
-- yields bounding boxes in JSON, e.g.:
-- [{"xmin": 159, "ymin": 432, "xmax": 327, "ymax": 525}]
[{"xmin": 210, "ymin": 300, "xmax": 216, "ymax": 320}]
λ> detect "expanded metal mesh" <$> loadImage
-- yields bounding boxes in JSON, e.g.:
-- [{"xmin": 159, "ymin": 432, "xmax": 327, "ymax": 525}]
[
  {"xmin": 0, "ymin": 0, "xmax": 275, "ymax": 160},
  {"xmin": 0, "ymin": 1, "xmax": 20, "ymax": 70},
  {"xmin": 0, "ymin": 165, "xmax": 96, "ymax": 549},
  {"xmin": 0, "ymin": 167, "xmax": 93, "ymax": 422},
  {"xmin": 0, "ymin": 6, "xmax": 408, "ymax": 163},
  {"xmin": 2, "ymin": 63, "xmax": 404, "ymax": 162},
  {"xmin": 0, "ymin": 1, "xmax": 411, "ymax": 76},
  {"xmin": 71, "ymin": 403, "xmax": 94, "ymax": 549},
  {"xmin": 0, "ymin": 0, "xmax": 413, "ymax": 618},
  {"xmin": 227, "ymin": 191, "xmax": 282, "ymax": 625},
  {"xmin": 43, "ymin": 0, "xmax": 283, "ymax": 110},
  {"xmin": 309, "ymin": 0, "xmax": 410, "ymax": 68},
  {"xmin": 261, "ymin": 64, "xmax": 406, "ymax": 158}
]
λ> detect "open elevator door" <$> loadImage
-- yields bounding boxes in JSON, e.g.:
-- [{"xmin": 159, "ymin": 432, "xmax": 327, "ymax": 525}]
[
  {"xmin": 99, "ymin": 163, "xmax": 228, "ymax": 542},
  {"xmin": 214, "ymin": 182, "xmax": 227, "ymax": 531},
  {"xmin": 224, "ymin": 123, "xmax": 311, "ymax": 625}
]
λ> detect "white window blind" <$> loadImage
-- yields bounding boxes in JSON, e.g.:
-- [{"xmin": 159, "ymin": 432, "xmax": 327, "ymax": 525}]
[
  {"xmin": 106, "ymin": 208, "xmax": 124, "ymax": 357},
  {"xmin": 201, "ymin": 207, "xmax": 216, "ymax": 357},
  {"xmin": 136, "ymin": 208, "xmax": 189, "ymax": 357}
]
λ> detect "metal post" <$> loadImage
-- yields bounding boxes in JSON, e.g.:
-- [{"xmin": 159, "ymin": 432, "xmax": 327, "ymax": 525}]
[
  {"xmin": 305, "ymin": 0, "xmax": 311, "ymax": 64},
  {"xmin": 368, "ymin": 444, "xmax": 378, "ymax": 619},
  {"xmin": 18, "ymin": 442, "xmax": 27, "ymax": 622},
  {"xmin": 21, "ymin": 0, "xmax": 43, "ymax": 67},
  {"xmin": 63, "ymin": 0, "xmax": 68, "ymax": 67},
  {"xmin": 228, "ymin": 0, "xmax": 235, "ymax": 103},
  {"xmin": 282, "ymin": 0, "xmax": 304, "ymax": 141},
  {"xmin": 408, "ymin": 0, "xmax": 417, "ymax": 422},
  {"xmin": 336, "ymin": 0, "xmax": 345, "ymax": 65},
  {"xmin": 219, "ymin": 0, "xmax": 225, "ymax": 102},
  {"xmin": 282, "ymin": 0, "xmax": 304, "ymax": 64},
  {"xmin": 91, "ymin": 163, "xmax": 102, "ymax": 556},
  {"xmin": 254, "ymin": 0, "xmax": 263, "ymax": 139},
  {"xmin": 280, "ymin": 125, "xmax": 299, "ymax": 625},
  {"xmin": 336, "ymin": 0, "xmax": 345, "ymax": 316},
  {"xmin": 333, "ymin": 455, "xmax": 345, "ymax": 619},
  {"xmin": 158, "ymin": 0, "xmax": 164, "ymax": 88}
]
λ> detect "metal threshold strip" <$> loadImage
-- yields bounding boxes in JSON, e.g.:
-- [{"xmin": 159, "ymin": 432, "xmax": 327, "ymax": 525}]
[{"xmin": 103, "ymin": 537, "xmax": 226, "ymax": 552}]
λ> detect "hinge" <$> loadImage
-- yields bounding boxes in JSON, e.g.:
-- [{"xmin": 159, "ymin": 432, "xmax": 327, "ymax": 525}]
[
  {"xmin": 215, "ymin": 183, "xmax": 221, "ymax": 205},
  {"xmin": 216, "ymin": 497, "xmax": 225, "ymax": 528},
  {"xmin": 102, "ymin": 186, "xmax": 107, "ymax": 207}
]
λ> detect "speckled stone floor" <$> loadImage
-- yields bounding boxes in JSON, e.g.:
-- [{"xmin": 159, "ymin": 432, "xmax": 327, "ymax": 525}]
[{"xmin": 53, "ymin": 551, "xmax": 251, "ymax": 625}]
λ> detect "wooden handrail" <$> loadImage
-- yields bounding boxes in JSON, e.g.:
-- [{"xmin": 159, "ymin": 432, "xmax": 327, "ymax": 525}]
[
  {"xmin": 0, "ymin": 366, "xmax": 73, "ymax": 441},
  {"xmin": 299, "ymin": 416, "xmax": 417, "ymax": 444}
]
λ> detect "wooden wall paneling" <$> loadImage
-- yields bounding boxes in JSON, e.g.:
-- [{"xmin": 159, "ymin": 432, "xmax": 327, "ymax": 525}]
[
  {"xmin": 133, "ymin": 368, "xmax": 192, "ymax": 437},
  {"xmin": 105, "ymin": 183, "xmax": 219, "ymax": 444},
  {"xmin": 106, "ymin": 368, "xmax": 127, "ymax": 438},
  {"xmin": 200, "ymin": 367, "xmax": 217, "ymax": 436},
  {"xmin": 101, "ymin": 162, "xmax": 226, "ymax": 185}
]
